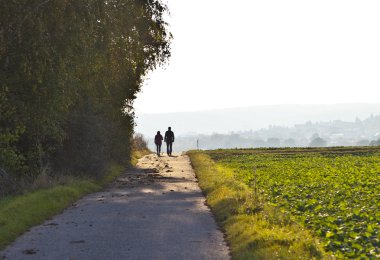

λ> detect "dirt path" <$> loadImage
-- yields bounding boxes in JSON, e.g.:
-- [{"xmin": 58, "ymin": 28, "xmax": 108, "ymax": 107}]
[{"xmin": 1, "ymin": 153, "xmax": 230, "ymax": 260}]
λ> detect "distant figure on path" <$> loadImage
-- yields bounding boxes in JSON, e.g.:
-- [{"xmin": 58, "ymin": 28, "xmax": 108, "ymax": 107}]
[
  {"xmin": 154, "ymin": 131, "xmax": 163, "ymax": 156},
  {"xmin": 164, "ymin": 127, "xmax": 175, "ymax": 156}
]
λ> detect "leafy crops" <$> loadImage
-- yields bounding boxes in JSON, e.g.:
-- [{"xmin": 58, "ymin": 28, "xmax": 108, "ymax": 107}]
[{"xmin": 207, "ymin": 147, "xmax": 380, "ymax": 258}]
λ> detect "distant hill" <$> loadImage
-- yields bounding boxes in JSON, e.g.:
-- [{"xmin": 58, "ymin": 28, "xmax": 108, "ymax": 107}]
[
  {"xmin": 169, "ymin": 114, "xmax": 380, "ymax": 151},
  {"xmin": 136, "ymin": 103, "xmax": 380, "ymax": 138}
]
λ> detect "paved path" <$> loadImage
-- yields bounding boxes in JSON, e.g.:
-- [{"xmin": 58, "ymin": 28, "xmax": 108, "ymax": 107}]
[{"xmin": 1, "ymin": 154, "xmax": 230, "ymax": 260}]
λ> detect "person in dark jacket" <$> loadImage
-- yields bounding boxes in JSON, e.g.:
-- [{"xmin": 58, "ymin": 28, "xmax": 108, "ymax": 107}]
[
  {"xmin": 164, "ymin": 127, "xmax": 175, "ymax": 156},
  {"xmin": 154, "ymin": 131, "xmax": 163, "ymax": 156}
]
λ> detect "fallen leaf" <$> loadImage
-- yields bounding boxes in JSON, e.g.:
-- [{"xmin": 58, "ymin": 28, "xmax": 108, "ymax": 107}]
[
  {"xmin": 22, "ymin": 249, "xmax": 38, "ymax": 255},
  {"xmin": 44, "ymin": 223, "xmax": 59, "ymax": 226},
  {"xmin": 69, "ymin": 240, "xmax": 85, "ymax": 244}
]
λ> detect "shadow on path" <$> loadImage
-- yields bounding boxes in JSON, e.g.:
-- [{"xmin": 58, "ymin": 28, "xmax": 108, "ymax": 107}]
[{"xmin": 0, "ymin": 153, "xmax": 230, "ymax": 260}]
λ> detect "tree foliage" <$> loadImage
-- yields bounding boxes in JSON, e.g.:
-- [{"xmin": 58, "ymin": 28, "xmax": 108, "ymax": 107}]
[
  {"xmin": 309, "ymin": 137, "xmax": 327, "ymax": 147},
  {"xmin": 0, "ymin": 0, "xmax": 171, "ymax": 188}
]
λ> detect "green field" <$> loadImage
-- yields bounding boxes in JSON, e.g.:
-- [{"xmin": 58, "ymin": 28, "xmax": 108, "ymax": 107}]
[{"xmin": 205, "ymin": 147, "xmax": 380, "ymax": 259}]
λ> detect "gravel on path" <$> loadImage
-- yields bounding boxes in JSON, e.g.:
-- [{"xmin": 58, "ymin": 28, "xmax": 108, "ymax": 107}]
[{"xmin": 1, "ymin": 153, "xmax": 230, "ymax": 260}]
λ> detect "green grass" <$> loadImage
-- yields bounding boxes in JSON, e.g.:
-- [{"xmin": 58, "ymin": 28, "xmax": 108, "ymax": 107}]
[
  {"xmin": 207, "ymin": 147, "xmax": 380, "ymax": 258},
  {"xmin": 97, "ymin": 163, "xmax": 125, "ymax": 186},
  {"xmin": 0, "ymin": 163, "xmax": 125, "ymax": 250},
  {"xmin": 0, "ymin": 145, "xmax": 152, "ymax": 250},
  {"xmin": 188, "ymin": 151, "xmax": 327, "ymax": 259}
]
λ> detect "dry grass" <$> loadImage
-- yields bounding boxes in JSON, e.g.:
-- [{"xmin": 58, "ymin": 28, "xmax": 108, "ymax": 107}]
[
  {"xmin": 131, "ymin": 149, "xmax": 151, "ymax": 166},
  {"xmin": 131, "ymin": 133, "xmax": 151, "ymax": 166},
  {"xmin": 29, "ymin": 172, "xmax": 77, "ymax": 191}
]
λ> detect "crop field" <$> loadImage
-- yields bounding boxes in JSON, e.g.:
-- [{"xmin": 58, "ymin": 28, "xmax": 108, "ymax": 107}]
[{"xmin": 206, "ymin": 147, "xmax": 380, "ymax": 258}]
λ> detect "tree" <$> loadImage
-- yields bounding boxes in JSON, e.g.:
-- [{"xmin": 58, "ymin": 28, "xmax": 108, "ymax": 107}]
[
  {"xmin": 369, "ymin": 139, "xmax": 380, "ymax": 146},
  {"xmin": 0, "ymin": 0, "xmax": 171, "ymax": 183},
  {"xmin": 267, "ymin": 137, "xmax": 280, "ymax": 147},
  {"xmin": 356, "ymin": 139, "xmax": 369, "ymax": 146},
  {"xmin": 283, "ymin": 138, "xmax": 296, "ymax": 147},
  {"xmin": 309, "ymin": 137, "xmax": 327, "ymax": 147}
]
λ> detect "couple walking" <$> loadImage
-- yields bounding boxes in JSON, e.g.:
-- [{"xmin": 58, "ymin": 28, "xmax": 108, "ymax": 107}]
[{"xmin": 154, "ymin": 127, "xmax": 175, "ymax": 156}]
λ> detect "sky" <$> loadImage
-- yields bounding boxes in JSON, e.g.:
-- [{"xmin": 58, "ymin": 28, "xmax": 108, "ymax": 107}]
[{"xmin": 134, "ymin": 0, "xmax": 380, "ymax": 114}]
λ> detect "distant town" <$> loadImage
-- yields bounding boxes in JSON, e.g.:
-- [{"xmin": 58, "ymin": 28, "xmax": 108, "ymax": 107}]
[
  {"xmin": 149, "ymin": 114, "xmax": 380, "ymax": 151},
  {"xmin": 136, "ymin": 104, "xmax": 380, "ymax": 151},
  {"xmin": 175, "ymin": 115, "xmax": 380, "ymax": 150}
]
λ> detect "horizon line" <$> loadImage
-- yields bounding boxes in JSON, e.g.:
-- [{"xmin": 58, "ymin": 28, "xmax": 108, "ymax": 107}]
[{"xmin": 136, "ymin": 102, "xmax": 380, "ymax": 115}]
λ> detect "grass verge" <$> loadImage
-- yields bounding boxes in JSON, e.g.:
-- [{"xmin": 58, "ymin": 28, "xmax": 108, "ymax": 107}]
[
  {"xmin": 188, "ymin": 151, "xmax": 329, "ymax": 259},
  {"xmin": 0, "ymin": 162, "xmax": 125, "ymax": 250},
  {"xmin": 131, "ymin": 148, "xmax": 151, "ymax": 166}
]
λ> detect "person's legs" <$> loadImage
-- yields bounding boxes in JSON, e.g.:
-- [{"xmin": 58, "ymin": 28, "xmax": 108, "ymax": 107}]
[
  {"xmin": 169, "ymin": 142, "xmax": 173, "ymax": 155},
  {"xmin": 167, "ymin": 142, "xmax": 170, "ymax": 156},
  {"xmin": 158, "ymin": 144, "xmax": 161, "ymax": 155}
]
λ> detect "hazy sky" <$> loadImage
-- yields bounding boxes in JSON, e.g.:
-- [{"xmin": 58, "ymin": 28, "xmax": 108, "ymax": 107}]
[{"xmin": 134, "ymin": 0, "xmax": 380, "ymax": 114}]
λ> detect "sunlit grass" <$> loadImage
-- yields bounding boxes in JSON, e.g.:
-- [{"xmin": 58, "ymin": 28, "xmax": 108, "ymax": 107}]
[
  {"xmin": 208, "ymin": 147, "xmax": 380, "ymax": 258},
  {"xmin": 131, "ymin": 149, "xmax": 151, "ymax": 166},
  {"xmin": 188, "ymin": 151, "xmax": 328, "ymax": 259}
]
